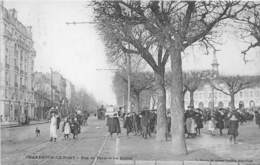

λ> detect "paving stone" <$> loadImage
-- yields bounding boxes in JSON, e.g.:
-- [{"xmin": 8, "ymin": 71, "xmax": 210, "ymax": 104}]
[
  {"xmin": 115, "ymin": 160, "xmax": 134, "ymax": 164},
  {"xmin": 135, "ymin": 160, "xmax": 156, "ymax": 165},
  {"xmin": 184, "ymin": 160, "xmax": 210, "ymax": 165},
  {"xmin": 210, "ymin": 161, "xmax": 238, "ymax": 165},
  {"xmin": 156, "ymin": 160, "xmax": 183, "ymax": 165}
]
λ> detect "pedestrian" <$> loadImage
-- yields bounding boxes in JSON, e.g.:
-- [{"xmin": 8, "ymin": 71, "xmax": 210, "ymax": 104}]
[
  {"xmin": 49, "ymin": 111, "xmax": 58, "ymax": 142},
  {"xmin": 227, "ymin": 109, "xmax": 241, "ymax": 144},
  {"xmin": 190, "ymin": 117, "xmax": 197, "ymax": 138},
  {"xmin": 216, "ymin": 108, "xmax": 225, "ymax": 135},
  {"xmin": 56, "ymin": 114, "xmax": 61, "ymax": 130},
  {"xmin": 255, "ymin": 110, "xmax": 260, "ymax": 128},
  {"xmin": 62, "ymin": 117, "xmax": 71, "ymax": 140},
  {"xmin": 70, "ymin": 117, "xmax": 80, "ymax": 139},
  {"xmin": 123, "ymin": 113, "xmax": 132, "ymax": 136},
  {"xmin": 194, "ymin": 109, "xmax": 203, "ymax": 135},
  {"xmin": 108, "ymin": 113, "xmax": 121, "ymax": 137}
]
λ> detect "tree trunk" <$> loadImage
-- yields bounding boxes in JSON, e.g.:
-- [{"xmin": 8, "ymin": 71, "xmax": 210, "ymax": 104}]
[
  {"xmin": 189, "ymin": 90, "xmax": 194, "ymax": 107},
  {"xmin": 170, "ymin": 48, "xmax": 188, "ymax": 155},
  {"xmin": 230, "ymin": 94, "xmax": 235, "ymax": 110},
  {"xmin": 136, "ymin": 92, "xmax": 141, "ymax": 113},
  {"xmin": 154, "ymin": 71, "xmax": 167, "ymax": 141}
]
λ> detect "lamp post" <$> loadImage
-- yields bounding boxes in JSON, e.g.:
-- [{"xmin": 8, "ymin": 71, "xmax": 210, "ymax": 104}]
[{"xmin": 50, "ymin": 68, "xmax": 53, "ymax": 107}]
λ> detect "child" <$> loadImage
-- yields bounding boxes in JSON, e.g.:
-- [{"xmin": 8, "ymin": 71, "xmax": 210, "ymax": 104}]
[{"xmin": 62, "ymin": 117, "xmax": 71, "ymax": 140}]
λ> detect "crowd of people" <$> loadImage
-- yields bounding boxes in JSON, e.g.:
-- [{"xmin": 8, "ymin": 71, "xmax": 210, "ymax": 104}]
[
  {"xmin": 183, "ymin": 103, "xmax": 260, "ymax": 143},
  {"xmin": 48, "ymin": 107, "xmax": 90, "ymax": 142},
  {"xmin": 105, "ymin": 103, "xmax": 260, "ymax": 144}
]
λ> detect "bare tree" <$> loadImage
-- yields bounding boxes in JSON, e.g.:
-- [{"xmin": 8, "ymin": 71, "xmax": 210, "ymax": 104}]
[
  {"xmin": 91, "ymin": 1, "xmax": 250, "ymax": 153},
  {"xmin": 92, "ymin": 1, "xmax": 170, "ymax": 141},
  {"xmin": 113, "ymin": 71, "xmax": 154, "ymax": 113},
  {"xmin": 183, "ymin": 70, "xmax": 211, "ymax": 107},
  {"xmin": 234, "ymin": 3, "xmax": 260, "ymax": 61},
  {"xmin": 211, "ymin": 75, "xmax": 255, "ymax": 110}
]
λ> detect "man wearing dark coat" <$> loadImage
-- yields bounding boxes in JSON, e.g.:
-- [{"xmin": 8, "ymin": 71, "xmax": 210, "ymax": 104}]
[
  {"xmin": 255, "ymin": 110, "xmax": 260, "ymax": 128},
  {"xmin": 215, "ymin": 108, "xmax": 225, "ymax": 135},
  {"xmin": 123, "ymin": 113, "xmax": 133, "ymax": 136},
  {"xmin": 108, "ymin": 113, "xmax": 121, "ymax": 137},
  {"xmin": 227, "ymin": 109, "xmax": 241, "ymax": 144},
  {"xmin": 194, "ymin": 109, "xmax": 203, "ymax": 135}
]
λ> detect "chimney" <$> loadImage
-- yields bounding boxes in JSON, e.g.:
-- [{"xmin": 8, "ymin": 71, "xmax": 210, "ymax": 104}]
[{"xmin": 8, "ymin": 8, "xmax": 17, "ymax": 19}]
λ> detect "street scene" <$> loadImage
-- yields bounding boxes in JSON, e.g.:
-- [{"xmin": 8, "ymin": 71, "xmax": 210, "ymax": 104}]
[{"xmin": 1, "ymin": 1, "xmax": 260, "ymax": 165}]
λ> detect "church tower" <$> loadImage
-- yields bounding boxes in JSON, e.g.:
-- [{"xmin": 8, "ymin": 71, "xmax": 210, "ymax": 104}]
[{"xmin": 211, "ymin": 51, "xmax": 219, "ymax": 77}]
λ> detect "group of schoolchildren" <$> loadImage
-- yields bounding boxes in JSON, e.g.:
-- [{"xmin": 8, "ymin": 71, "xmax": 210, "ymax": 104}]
[
  {"xmin": 48, "ymin": 108, "xmax": 83, "ymax": 142},
  {"xmin": 184, "ymin": 103, "xmax": 259, "ymax": 144},
  {"xmin": 62, "ymin": 115, "xmax": 81, "ymax": 140}
]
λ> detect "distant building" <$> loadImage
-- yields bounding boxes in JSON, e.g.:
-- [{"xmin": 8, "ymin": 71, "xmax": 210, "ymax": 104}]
[
  {"xmin": 149, "ymin": 53, "xmax": 260, "ymax": 111},
  {"xmin": 34, "ymin": 71, "xmax": 69, "ymax": 117},
  {"xmin": 33, "ymin": 72, "xmax": 51, "ymax": 119},
  {"xmin": 183, "ymin": 54, "xmax": 260, "ymax": 110},
  {"xmin": 0, "ymin": 6, "xmax": 36, "ymax": 122}
]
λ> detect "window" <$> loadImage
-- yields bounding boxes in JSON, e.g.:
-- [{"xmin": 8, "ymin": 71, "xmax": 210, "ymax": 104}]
[
  {"xmin": 240, "ymin": 91, "xmax": 243, "ymax": 98},
  {"xmin": 245, "ymin": 91, "xmax": 249, "ymax": 97},
  {"xmin": 250, "ymin": 91, "xmax": 253, "ymax": 97}
]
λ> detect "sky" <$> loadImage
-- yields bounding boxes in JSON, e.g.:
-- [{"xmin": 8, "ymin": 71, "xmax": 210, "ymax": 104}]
[{"xmin": 3, "ymin": 0, "xmax": 260, "ymax": 104}]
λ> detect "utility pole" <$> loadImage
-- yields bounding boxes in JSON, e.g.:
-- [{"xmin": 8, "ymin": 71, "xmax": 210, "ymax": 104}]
[
  {"xmin": 50, "ymin": 68, "xmax": 53, "ymax": 107},
  {"xmin": 127, "ymin": 48, "xmax": 131, "ymax": 113}
]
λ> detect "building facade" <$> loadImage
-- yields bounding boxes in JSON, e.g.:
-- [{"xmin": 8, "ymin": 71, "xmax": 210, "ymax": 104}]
[
  {"xmin": 33, "ymin": 72, "xmax": 51, "ymax": 119},
  {"xmin": 183, "ymin": 54, "xmax": 260, "ymax": 110},
  {"xmin": 0, "ymin": 6, "xmax": 36, "ymax": 122}
]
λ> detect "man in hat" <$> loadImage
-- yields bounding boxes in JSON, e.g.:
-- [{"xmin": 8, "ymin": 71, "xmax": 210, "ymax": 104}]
[{"xmin": 49, "ymin": 111, "xmax": 58, "ymax": 142}]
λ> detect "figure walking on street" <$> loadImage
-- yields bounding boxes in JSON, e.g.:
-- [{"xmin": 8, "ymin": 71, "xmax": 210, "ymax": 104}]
[
  {"xmin": 228, "ymin": 109, "xmax": 241, "ymax": 144},
  {"xmin": 49, "ymin": 111, "xmax": 58, "ymax": 142},
  {"xmin": 123, "ymin": 113, "xmax": 132, "ymax": 136},
  {"xmin": 108, "ymin": 113, "xmax": 121, "ymax": 137},
  {"xmin": 62, "ymin": 117, "xmax": 71, "ymax": 140},
  {"xmin": 254, "ymin": 109, "xmax": 260, "ymax": 128}
]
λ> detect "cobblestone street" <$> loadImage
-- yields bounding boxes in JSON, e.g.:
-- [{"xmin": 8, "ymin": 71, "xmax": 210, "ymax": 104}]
[{"xmin": 1, "ymin": 117, "xmax": 260, "ymax": 165}]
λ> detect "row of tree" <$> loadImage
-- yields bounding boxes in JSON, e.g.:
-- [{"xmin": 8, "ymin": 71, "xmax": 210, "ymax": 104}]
[
  {"xmin": 91, "ymin": 1, "xmax": 260, "ymax": 154},
  {"xmin": 113, "ymin": 69, "xmax": 260, "ymax": 112},
  {"xmin": 33, "ymin": 72, "xmax": 99, "ymax": 115}
]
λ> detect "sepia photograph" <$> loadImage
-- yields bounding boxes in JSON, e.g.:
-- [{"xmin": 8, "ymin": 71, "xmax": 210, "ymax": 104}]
[{"xmin": 0, "ymin": 0, "xmax": 260, "ymax": 165}]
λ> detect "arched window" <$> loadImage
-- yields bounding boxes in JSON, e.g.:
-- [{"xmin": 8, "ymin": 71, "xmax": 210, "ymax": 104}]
[{"xmin": 249, "ymin": 100, "xmax": 255, "ymax": 108}]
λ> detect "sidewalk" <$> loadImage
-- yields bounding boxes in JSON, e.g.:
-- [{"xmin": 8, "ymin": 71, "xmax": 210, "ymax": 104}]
[
  {"xmin": 110, "ymin": 122, "xmax": 260, "ymax": 165},
  {"xmin": 0, "ymin": 120, "xmax": 48, "ymax": 128}
]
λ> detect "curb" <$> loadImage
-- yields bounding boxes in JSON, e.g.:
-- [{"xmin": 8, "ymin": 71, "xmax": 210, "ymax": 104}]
[
  {"xmin": 1, "ymin": 121, "xmax": 48, "ymax": 129},
  {"xmin": 114, "ymin": 160, "xmax": 257, "ymax": 165}
]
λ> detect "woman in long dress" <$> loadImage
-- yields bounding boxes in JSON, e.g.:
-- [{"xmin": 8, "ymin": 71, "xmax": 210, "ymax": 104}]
[
  {"xmin": 50, "ymin": 112, "xmax": 58, "ymax": 142},
  {"xmin": 228, "ymin": 110, "xmax": 241, "ymax": 144}
]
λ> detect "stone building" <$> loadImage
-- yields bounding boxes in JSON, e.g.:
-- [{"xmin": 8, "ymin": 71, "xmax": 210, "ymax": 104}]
[
  {"xmin": 183, "ymin": 54, "xmax": 260, "ymax": 110},
  {"xmin": 33, "ymin": 72, "xmax": 51, "ymax": 119},
  {"xmin": 0, "ymin": 6, "xmax": 36, "ymax": 122}
]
